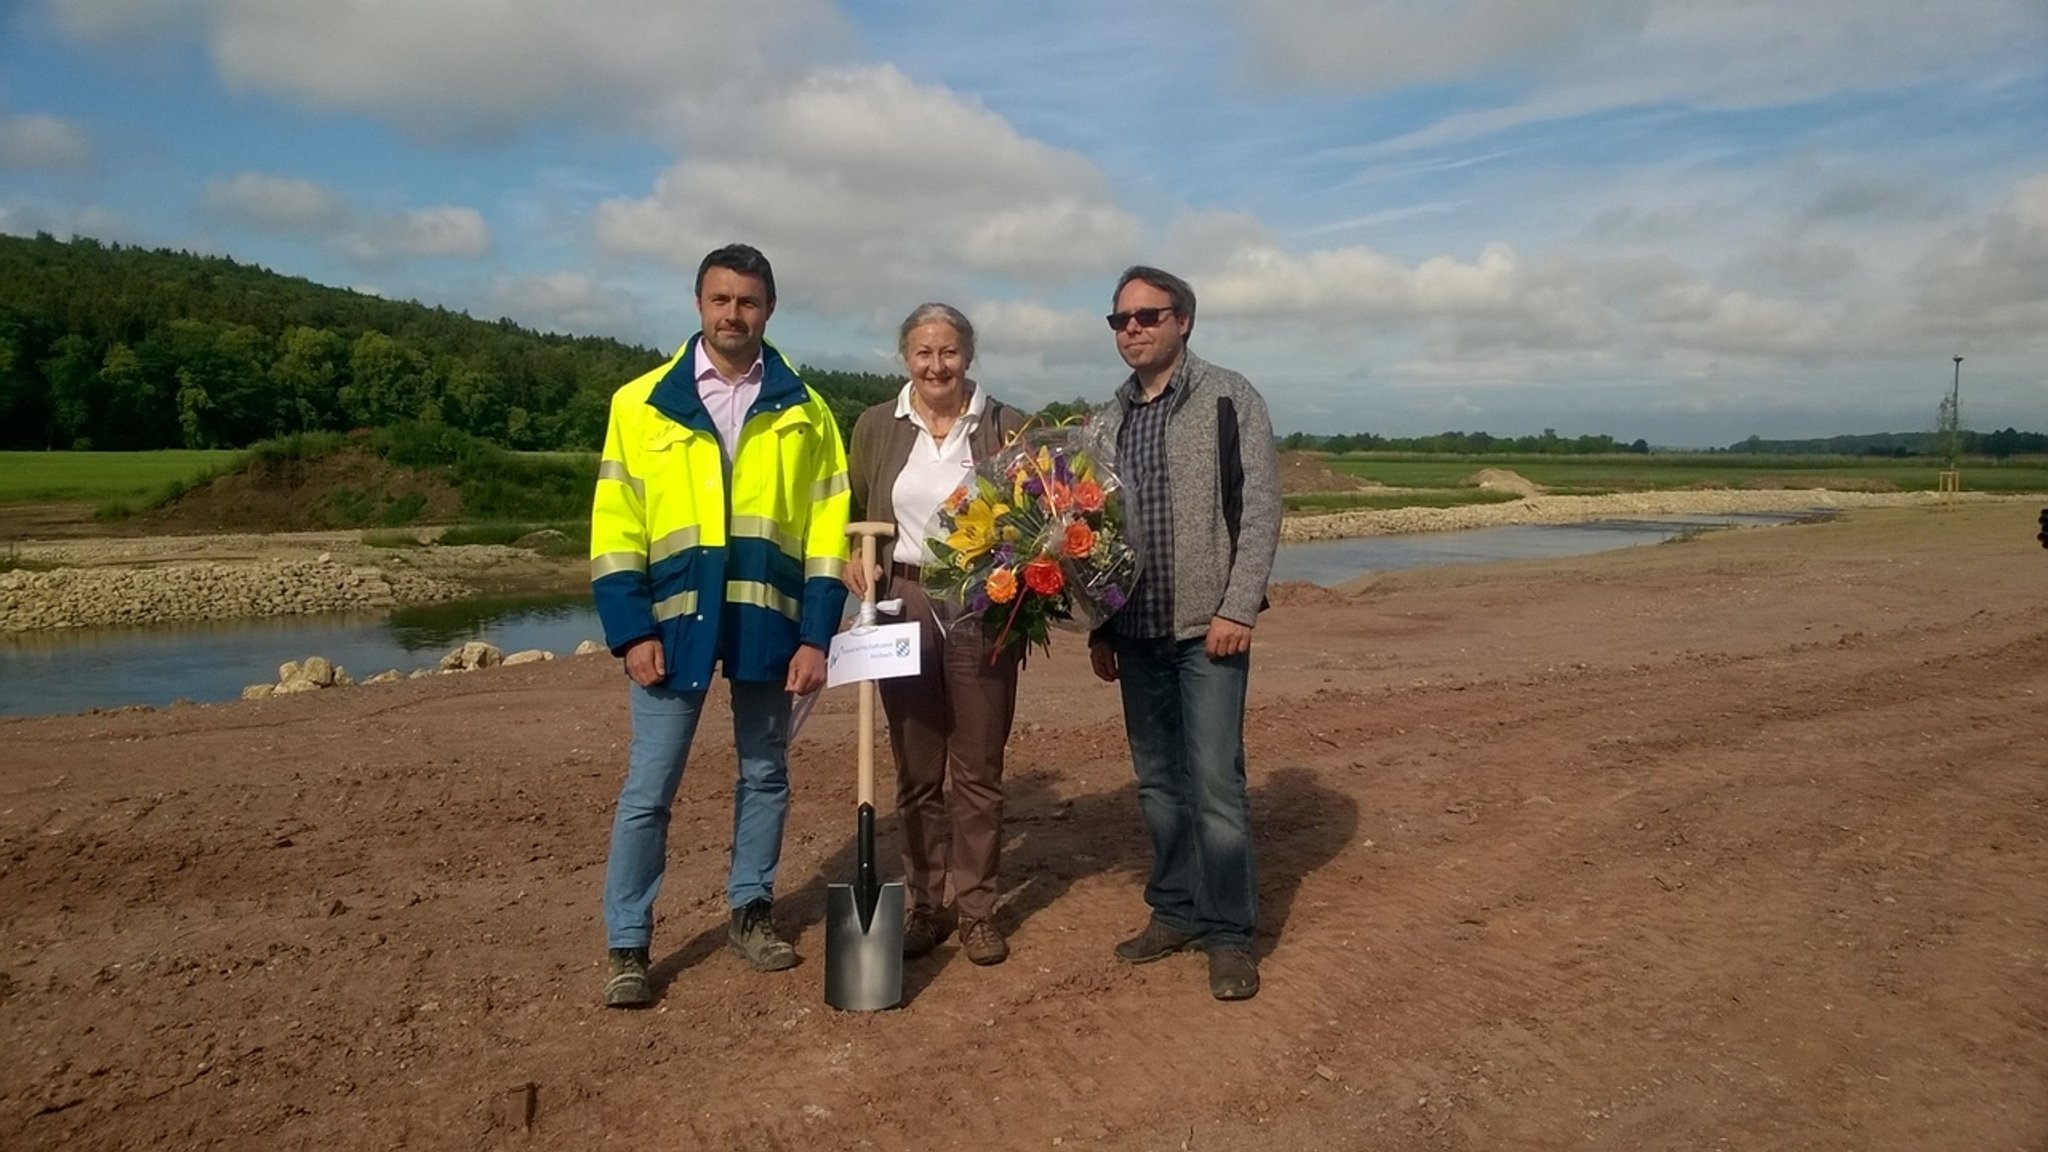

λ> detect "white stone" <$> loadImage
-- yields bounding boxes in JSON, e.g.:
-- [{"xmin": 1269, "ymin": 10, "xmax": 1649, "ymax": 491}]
[
  {"xmin": 438, "ymin": 640, "xmax": 503, "ymax": 671},
  {"xmin": 241, "ymin": 684, "xmax": 275, "ymax": 700},
  {"xmin": 574, "ymin": 639, "xmax": 605, "ymax": 657},
  {"xmin": 503, "ymin": 649, "xmax": 554, "ymax": 666}
]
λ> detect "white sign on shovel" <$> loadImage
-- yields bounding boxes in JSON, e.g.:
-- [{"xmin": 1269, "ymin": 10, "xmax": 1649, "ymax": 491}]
[
  {"xmin": 789, "ymin": 621, "xmax": 922, "ymax": 743},
  {"xmin": 824, "ymin": 622, "xmax": 921, "ymax": 688}
]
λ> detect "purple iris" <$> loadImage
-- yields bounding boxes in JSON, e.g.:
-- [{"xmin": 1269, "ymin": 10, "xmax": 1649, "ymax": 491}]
[
  {"xmin": 1053, "ymin": 452, "xmax": 1071, "ymax": 484},
  {"xmin": 1101, "ymin": 585, "xmax": 1127, "ymax": 612},
  {"xmin": 967, "ymin": 591, "xmax": 991, "ymax": 614},
  {"xmin": 1022, "ymin": 476, "xmax": 1044, "ymax": 497},
  {"xmin": 993, "ymin": 544, "xmax": 1016, "ymax": 566}
]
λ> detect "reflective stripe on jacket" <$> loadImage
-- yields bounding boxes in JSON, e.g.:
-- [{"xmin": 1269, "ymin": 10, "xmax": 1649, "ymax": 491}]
[{"xmin": 590, "ymin": 335, "xmax": 850, "ymax": 690}]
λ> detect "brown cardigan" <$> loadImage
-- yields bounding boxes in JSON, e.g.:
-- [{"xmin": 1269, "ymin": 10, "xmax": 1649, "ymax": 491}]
[{"xmin": 847, "ymin": 384, "xmax": 1027, "ymax": 574}]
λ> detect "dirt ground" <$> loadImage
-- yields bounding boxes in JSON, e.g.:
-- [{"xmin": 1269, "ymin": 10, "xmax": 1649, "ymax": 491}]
[{"xmin": 2, "ymin": 503, "xmax": 2044, "ymax": 1151}]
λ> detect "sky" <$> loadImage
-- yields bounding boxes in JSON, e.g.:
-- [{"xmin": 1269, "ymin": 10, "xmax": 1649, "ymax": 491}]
[{"xmin": 2, "ymin": 0, "xmax": 2043, "ymax": 447}]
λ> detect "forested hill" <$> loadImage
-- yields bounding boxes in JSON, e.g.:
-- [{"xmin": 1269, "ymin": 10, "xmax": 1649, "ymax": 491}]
[{"xmin": 0, "ymin": 233, "xmax": 900, "ymax": 452}]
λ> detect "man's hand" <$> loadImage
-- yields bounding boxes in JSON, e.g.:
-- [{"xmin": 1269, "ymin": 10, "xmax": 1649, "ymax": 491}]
[
  {"xmin": 842, "ymin": 559, "xmax": 880, "ymax": 600},
  {"xmin": 786, "ymin": 643, "xmax": 827, "ymax": 695},
  {"xmin": 1205, "ymin": 617, "xmax": 1253, "ymax": 660},
  {"xmin": 1089, "ymin": 639, "xmax": 1119, "ymax": 683},
  {"xmin": 623, "ymin": 637, "xmax": 666, "ymax": 687}
]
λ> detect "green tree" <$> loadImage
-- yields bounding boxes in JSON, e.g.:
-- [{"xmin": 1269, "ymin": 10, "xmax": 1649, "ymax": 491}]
[
  {"xmin": 270, "ymin": 326, "xmax": 346, "ymax": 434},
  {"xmin": 40, "ymin": 333, "xmax": 100, "ymax": 449},
  {"xmin": 98, "ymin": 342, "xmax": 171, "ymax": 449},
  {"xmin": 1036, "ymin": 396, "xmax": 1095, "ymax": 423},
  {"xmin": 342, "ymin": 331, "xmax": 431, "ymax": 428},
  {"xmin": 438, "ymin": 357, "xmax": 507, "ymax": 439}
]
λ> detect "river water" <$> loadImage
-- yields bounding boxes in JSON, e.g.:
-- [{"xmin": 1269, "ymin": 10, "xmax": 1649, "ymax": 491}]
[{"xmin": 0, "ymin": 512, "xmax": 1807, "ymax": 717}]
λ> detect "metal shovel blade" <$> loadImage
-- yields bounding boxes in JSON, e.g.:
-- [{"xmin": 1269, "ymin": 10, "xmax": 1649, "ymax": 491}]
[
  {"xmin": 825, "ymin": 878, "xmax": 905, "ymax": 1011},
  {"xmin": 825, "ymin": 802, "xmax": 904, "ymax": 1011}
]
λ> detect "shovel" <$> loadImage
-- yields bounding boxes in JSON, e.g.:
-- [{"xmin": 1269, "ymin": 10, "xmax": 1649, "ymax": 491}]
[{"xmin": 825, "ymin": 521, "xmax": 906, "ymax": 1011}]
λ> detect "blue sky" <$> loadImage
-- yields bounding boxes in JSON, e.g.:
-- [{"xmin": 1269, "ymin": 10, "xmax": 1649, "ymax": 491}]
[{"xmin": 2, "ymin": 0, "xmax": 2043, "ymax": 446}]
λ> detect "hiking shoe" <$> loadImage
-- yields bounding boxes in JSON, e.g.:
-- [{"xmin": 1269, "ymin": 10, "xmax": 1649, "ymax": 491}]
[
  {"xmin": 960, "ymin": 918, "xmax": 1009, "ymax": 966},
  {"xmin": 728, "ymin": 899, "xmax": 797, "ymax": 972},
  {"xmin": 1113, "ymin": 919, "xmax": 1200, "ymax": 964},
  {"xmin": 604, "ymin": 947, "xmax": 653, "ymax": 1008},
  {"xmin": 1207, "ymin": 946, "xmax": 1260, "ymax": 1001},
  {"xmin": 903, "ymin": 906, "xmax": 957, "ymax": 959}
]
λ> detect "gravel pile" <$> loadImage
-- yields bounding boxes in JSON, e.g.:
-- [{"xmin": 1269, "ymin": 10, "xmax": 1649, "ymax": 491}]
[
  {"xmin": 1280, "ymin": 489, "xmax": 1964, "ymax": 543},
  {"xmin": 0, "ymin": 558, "xmax": 465, "ymax": 631}
]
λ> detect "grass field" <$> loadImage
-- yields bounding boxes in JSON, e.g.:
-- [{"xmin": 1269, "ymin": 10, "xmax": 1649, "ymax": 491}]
[
  {"xmin": 1323, "ymin": 453, "xmax": 2048, "ymax": 495},
  {"xmin": 0, "ymin": 450, "xmax": 242, "ymax": 503}
]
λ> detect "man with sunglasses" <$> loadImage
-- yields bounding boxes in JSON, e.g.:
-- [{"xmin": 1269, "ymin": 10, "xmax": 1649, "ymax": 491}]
[{"xmin": 1087, "ymin": 265, "xmax": 1282, "ymax": 1001}]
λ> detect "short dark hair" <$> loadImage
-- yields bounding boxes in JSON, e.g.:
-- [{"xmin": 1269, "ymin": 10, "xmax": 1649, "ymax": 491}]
[
  {"xmin": 1114, "ymin": 265, "xmax": 1197, "ymax": 337},
  {"xmin": 696, "ymin": 243, "xmax": 776, "ymax": 305}
]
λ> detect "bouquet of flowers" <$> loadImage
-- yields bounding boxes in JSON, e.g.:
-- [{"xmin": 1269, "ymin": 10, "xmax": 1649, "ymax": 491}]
[{"xmin": 922, "ymin": 421, "xmax": 1141, "ymax": 656}]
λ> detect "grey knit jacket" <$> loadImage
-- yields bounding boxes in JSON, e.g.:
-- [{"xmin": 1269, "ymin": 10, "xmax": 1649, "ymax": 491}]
[{"xmin": 1091, "ymin": 351, "xmax": 1282, "ymax": 640}]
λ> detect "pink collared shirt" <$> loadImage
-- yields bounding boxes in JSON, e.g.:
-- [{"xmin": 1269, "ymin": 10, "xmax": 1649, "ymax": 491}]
[{"xmin": 693, "ymin": 341, "xmax": 763, "ymax": 458}]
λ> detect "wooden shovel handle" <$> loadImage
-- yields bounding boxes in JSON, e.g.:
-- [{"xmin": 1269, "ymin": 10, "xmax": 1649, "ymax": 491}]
[{"xmin": 844, "ymin": 522, "xmax": 897, "ymax": 808}]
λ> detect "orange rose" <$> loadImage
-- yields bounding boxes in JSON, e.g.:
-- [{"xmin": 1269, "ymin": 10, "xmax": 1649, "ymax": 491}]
[
  {"xmin": 1063, "ymin": 520, "xmax": 1096, "ymax": 558},
  {"xmin": 985, "ymin": 567, "xmax": 1018, "ymax": 604},
  {"xmin": 1074, "ymin": 479, "xmax": 1105, "ymax": 513},
  {"xmin": 1023, "ymin": 557, "xmax": 1064, "ymax": 596}
]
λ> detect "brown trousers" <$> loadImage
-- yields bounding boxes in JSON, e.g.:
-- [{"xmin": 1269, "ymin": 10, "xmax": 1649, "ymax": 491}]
[{"xmin": 878, "ymin": 573, "xmax": 1021, "ymax": 922}]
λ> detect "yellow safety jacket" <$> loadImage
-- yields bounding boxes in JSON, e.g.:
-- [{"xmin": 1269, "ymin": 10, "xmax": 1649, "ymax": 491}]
[{"xmin": 590, "ymin": 336, "xmax": 850, "ymax": 690}]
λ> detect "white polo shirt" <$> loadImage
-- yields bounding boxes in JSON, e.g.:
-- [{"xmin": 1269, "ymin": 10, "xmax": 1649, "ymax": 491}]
[{"xmin": 890, "ymin": 381, "xmax": 988, "ymax": 566}]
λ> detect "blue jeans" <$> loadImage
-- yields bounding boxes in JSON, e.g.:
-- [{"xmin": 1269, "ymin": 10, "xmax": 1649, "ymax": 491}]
[
  {"xmin": 1112, "ymin": 635, "xmax": 1257, "ymax": 950},
  {"xmin": 603, "ymin": 678, "xmax": 792, "ymax": 950}
]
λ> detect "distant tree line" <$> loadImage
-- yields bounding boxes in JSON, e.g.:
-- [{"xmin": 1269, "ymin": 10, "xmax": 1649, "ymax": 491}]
[
  {"xmin": 0, "ymin": 233, "xmax": 914, "ymax": 453},
  {"xmin": 1280, "ymin": 428, "xmax": 1651, "ymax": 455},
  {"xmin": 1723, "ymin": 430, "xmax": 2048, "ymax": 459},
  {"xmin": 13, "ymin": 234, "xmax": 2039, "ymax": 460}
]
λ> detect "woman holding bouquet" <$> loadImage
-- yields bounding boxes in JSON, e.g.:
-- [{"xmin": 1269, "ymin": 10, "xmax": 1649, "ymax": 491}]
[{"xmin": 845, "ymin": 303, "xmax": 1026, "ymax": 966}]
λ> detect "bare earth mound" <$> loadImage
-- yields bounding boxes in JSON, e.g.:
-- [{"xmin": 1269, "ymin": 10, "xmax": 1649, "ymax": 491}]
[
  {"xmin": 1466, "ymin": 467, "xmax": 1546, "ymax": 496},
  {"xmin": 1278, "ymin": 452, "xmax": 1381, "ymax": 494},
  {"xmin": 144, "ymin": 444, "xmax": 463, "ymax": 533},
  {"xmin": 2, "ymin": 504, "xmax": 2044, "ymax": 1150}
]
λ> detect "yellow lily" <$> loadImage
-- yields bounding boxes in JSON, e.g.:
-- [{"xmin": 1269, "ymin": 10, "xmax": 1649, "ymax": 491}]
[{"xmin": 947, "ymin": 497, "xmax": 1007, "ymax": 559}]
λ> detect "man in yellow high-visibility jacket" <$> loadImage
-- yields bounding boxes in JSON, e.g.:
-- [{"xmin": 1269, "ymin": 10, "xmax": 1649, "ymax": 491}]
[{"xmin": 590, "ymin": 243, "xmax": 850, "ymax": 1008}]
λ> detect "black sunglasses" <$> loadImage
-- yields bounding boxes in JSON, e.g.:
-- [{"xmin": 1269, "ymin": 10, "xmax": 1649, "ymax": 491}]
[{"xmin": 1105, "ymin": 306, "xmax": 1177, "ymax": 331}]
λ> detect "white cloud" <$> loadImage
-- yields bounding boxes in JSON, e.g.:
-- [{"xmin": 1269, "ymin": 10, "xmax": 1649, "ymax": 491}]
[
  {"xmin": 1914, "ymin": 172, "xmax": 2048, "ymax": 336},
  {"xmin": 1164, "ymin": 217, "xmax": 1617, "ymax": 356},
  {"xmin": 1242, "ymin": 0, "xmax": 1649, "ymax": 90},
  {"xmin": 200, "ymin": 171, "xmax": 489, "ymax": 265},
  {"xmin": 340, "ymin": 206, "xmax": 491, "ymax": 264},
  {"xmin": 485, "ymin": 271, "xmax": 645, "ymax": 339},
  {"xmin": 1244, "ymin": 0, "xmax": 2048, "ymax": 156},
  {"xmin": 594, "ymin": 65, "xmax": 1143, "ymax": 310},
  {"xmin": 0, "ymin": 201, "xmax": 132, "ymax": 241},
  {"xmin": 46, "ymin": 0, "xmax": 850, "ymax": 141},
  {"xmin": 0, "ymin": 111, "xmax": 93, "ymax": 170},
  {"xmin": 202, "ymin": 171, "xmax": 350, "ymax": 232}
]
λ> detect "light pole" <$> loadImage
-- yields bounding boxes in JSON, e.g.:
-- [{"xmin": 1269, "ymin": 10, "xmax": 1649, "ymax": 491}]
[
  {"xmin": 1951, "ymin": 355, "xmax": 1963, "ymax": 454},
  {"xmin": 1940, "ymin": 354, "xmax": 1965, "ymax": 494}
]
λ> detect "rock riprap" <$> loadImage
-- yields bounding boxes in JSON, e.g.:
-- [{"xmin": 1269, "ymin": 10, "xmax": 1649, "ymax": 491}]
[
  {"xmin": 242, "ymin": 654, "xmax": 358, "ymax": 699},
  {"xmin": 0, "ymin": 558, "xmax": 465, "ymax": 632}
]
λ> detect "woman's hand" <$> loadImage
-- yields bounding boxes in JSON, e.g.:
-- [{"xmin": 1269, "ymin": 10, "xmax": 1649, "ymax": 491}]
[{"xmin": 842, "ymin": 559, "xmax": 881, "ymax": 600}]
